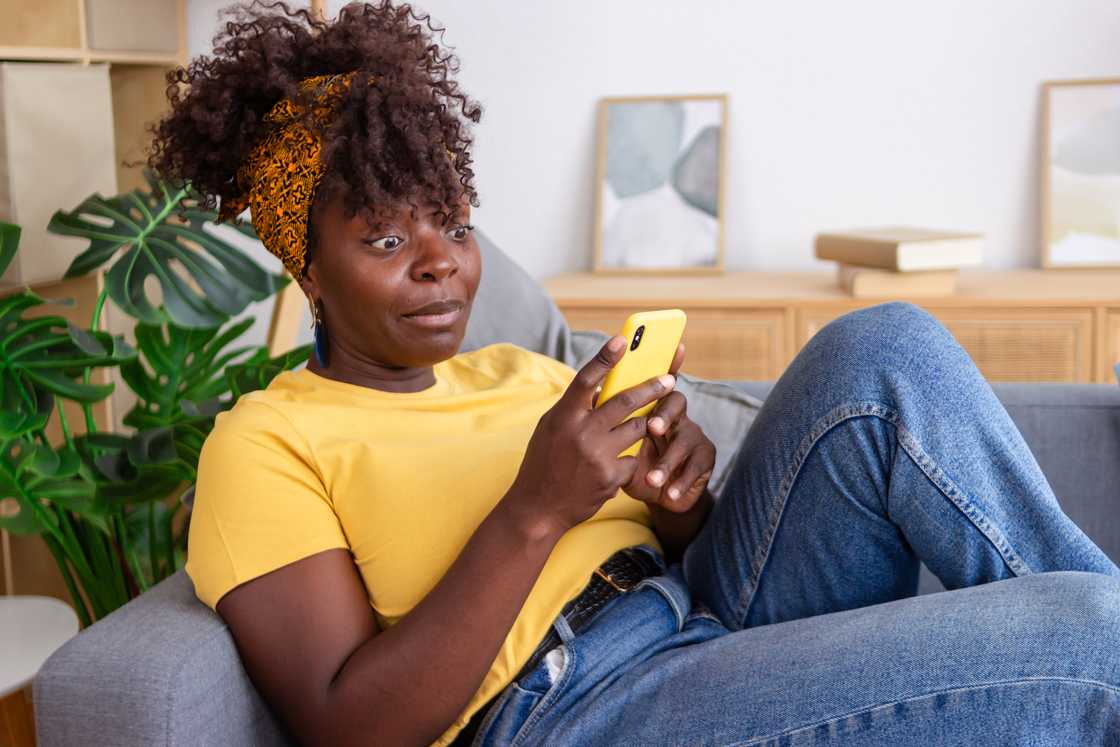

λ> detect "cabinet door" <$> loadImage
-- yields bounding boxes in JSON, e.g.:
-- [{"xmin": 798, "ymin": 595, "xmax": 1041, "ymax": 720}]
[
  {"xmin": 798, "ymin": 306, "xmax": 1094, "ymax": 383},
  {"xmin": 559, "ymin": 307, "xmax": 786, "ymax": 381},
  {"xmin": 1105, "ymin": 311, "xmax": 1120, "ymax": 384}
]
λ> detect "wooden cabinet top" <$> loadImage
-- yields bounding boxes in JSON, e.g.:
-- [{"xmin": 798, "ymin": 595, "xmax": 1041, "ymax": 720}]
[{"xmin": 542, "ymin": 269, "xmax": 1120, "ymax": 308}]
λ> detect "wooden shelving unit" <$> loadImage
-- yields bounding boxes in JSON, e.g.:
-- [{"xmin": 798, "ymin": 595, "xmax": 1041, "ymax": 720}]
[
  {"xmin": 0, "ymin": 0, "xmax": 186, "ymax": 63},
  {"xmin": 544, "ymin": 268, "xmax": 1120, "ymax": 385},
  {"xmin": 0, "ymin": 0, "xmax": 188, "ymax": 200}
]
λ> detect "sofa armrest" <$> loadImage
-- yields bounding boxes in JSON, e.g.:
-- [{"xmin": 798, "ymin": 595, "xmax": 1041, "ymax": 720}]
[{"xmin": 33, "ymin": 570, "xmax": 291, "ymax": 747}]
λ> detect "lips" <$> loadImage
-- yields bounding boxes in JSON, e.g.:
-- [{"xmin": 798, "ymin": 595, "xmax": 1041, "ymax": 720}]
[
  {"xmin": 404, "ymin": 299, "xmax": 465, "ymax": 316},
  {"xmin": 402, "ymin": 298, "xmax": 466, "ymax": 330}
]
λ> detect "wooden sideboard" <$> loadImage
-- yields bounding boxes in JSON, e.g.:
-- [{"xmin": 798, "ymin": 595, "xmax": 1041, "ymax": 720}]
[{"xmin": 542, "ymin": 269, "xmax": 1120, "ymax": 384}]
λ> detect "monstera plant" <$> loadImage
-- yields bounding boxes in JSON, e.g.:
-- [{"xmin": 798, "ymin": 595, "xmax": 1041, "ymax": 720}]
[{"xmin": 0, "ymin": 171, "xmax": 310, "ymax": 626}]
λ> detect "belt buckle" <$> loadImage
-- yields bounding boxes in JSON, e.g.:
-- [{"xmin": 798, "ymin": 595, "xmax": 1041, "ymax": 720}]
[{"xmin": 593, "ymin": 559, "xmax": 641, "ymax": 593}]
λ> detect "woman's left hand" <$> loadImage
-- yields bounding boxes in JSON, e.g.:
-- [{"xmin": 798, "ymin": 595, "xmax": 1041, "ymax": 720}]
[{"xmin": 620, "ymin": 342, "xmax": 716, "ymax": 513}]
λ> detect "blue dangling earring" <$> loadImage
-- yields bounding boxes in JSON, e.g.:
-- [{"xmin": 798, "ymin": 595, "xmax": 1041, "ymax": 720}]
[{"xmin": 311, "ymin": 297, "xmax": 329, "ymax": 367}]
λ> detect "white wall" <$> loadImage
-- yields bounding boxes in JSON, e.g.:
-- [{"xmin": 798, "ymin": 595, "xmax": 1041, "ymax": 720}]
[{"xmin": 190, "ymin": 0, "xmax": 1120, "ymax": 282}]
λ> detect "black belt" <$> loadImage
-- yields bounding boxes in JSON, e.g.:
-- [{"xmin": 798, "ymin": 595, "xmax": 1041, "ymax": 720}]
[{"xmin": 451, "ymin": 545, "xmax": 663, "ymax": 746}]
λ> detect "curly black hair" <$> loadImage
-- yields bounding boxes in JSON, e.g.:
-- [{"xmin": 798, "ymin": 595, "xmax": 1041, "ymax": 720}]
[{"xmin": 146, "ymin": 0, "xmax": 483, "ymax": 243}]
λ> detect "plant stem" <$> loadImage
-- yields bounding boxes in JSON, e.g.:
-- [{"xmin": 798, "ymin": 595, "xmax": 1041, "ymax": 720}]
[
  {"xmin": 147, "ymin": 500, "xmax": 158, "ymax": 581},
  {"xmin": 87, "ymin": 517, "xmax": 128, "ymax": 605},
  {"xmin": 55, "ymin": 395, "xmax": 73, "ymax": 446},
  {"xmin": 113, "ymin": 512, "xmax": 147, "ymax": 594},
  {"xmin": 90, "ymin": 285, "xmax": 109, "ymax": 331},
  {"xmin": 104, "ymin": 508, "xmax": 138, "ymax": 595},
  {"xmin": 42, "ymin": 533, "xmax": 92, "ymax": 628},
  {"xmin": 81, "ymin": 287, "xmax": 110, "ymax": 433},
  {"xmin": 56, "ymin": 510, "xmax": 110, "ymax": 618},
  {"xmin": 164, "ymin": 501, "xmax": 179, "ymax": 580}
]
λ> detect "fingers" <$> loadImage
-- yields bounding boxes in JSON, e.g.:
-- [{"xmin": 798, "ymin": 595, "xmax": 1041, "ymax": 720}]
[
  {"xmin": 646, "ymin": 390, "xmax": 686, "ymax": 438},
  {"xmin": 605, "ymin": 411, "xmax": 652, "ymax": 455},
  {"xmin": 663, "ymin": 447, "xmax": 715, "ymax": 502},
  {"xmin": 594, "ymin": 373, "xmax": 676, "ymax": 427},
  {"xmin": 614, "ymin": 453, "xmax": 641, "ymax": 489},
  {"xmin": 644, "ymin": 429, "xmax": 694, "ymax": 492},
  {"xmin": 668, "ymin": 342, "xmax": 685, "ymax": 377},
  {"xmin": 566, "ymin": 335, "xmax": 626, "ymax": 410}
]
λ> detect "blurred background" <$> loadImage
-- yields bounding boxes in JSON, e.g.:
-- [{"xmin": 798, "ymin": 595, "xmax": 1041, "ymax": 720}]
[
  {"xmin": 194, "ymin": 0, "xmax": 1120, "ymax": 344},
  {"xmin": 0, "ymin": 6, "xmax": 1117, "ymax": 742}
]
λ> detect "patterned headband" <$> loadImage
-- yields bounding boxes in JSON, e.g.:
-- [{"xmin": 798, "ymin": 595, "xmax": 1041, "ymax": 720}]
[
  {"xmin": 218, "ymin": 72, "xmax": 459, "ymax": 281},
  {"xmin": 218, "ymin": 71, "xmax": 358, "ymax": 280}
]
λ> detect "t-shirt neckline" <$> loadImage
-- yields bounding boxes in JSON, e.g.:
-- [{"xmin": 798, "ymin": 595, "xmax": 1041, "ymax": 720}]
[{"xmin": 293, "ymin": 362, "xmax": 452, "ymax": 398}]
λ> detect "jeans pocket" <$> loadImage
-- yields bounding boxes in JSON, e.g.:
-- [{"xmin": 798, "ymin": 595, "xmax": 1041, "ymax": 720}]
[
  {"xmin": 474, "ymin": 683, "xmax": 543, "ymax": 747},
  {"xmin": 683, "ymin": 597, "xmax": 725, "ymax": 628},
  {"xmin": 476, "ymin": 644, "xmax": 575, "ymax": 747}
]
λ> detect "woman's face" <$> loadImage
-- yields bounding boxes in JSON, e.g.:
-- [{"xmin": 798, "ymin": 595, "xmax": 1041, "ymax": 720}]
[{"xmin": 298, "ymin": 190, "xmax": 480, "ymax": 380}]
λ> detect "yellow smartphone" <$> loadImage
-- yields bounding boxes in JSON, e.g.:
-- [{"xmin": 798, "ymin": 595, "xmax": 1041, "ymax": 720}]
[{"xmin": 594, "ymin": 308, "xmax": 687, "ymax": 458}]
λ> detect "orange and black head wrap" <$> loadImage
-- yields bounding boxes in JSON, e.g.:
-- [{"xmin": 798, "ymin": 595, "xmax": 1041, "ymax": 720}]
[
  {"xmin": 219, "ymin": 70, "xmax": 459, "ymax": 282},
  {"xmin": 217, "ymin": 71, "xmax": 358, "ymax": 281}
]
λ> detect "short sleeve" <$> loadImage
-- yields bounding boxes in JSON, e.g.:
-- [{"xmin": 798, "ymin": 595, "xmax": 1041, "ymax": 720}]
[{"xmin": 185, "ymin": 398, "xmax": 349, "ymax": 609}]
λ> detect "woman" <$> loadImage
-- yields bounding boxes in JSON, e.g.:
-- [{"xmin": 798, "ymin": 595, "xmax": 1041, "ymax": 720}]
[{"xmin": 152, "ymin": 2, "xmax": 1120, "ymax": 745}]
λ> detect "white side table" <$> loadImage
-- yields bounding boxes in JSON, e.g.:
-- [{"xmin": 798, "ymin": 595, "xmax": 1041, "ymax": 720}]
[{"xmin": 0, "ymin": 596, "xmax": 79, "ymax": 747}]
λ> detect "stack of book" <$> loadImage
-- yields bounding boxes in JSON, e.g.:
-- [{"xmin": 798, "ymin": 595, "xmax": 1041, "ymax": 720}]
[{"xmin": 814, "ymin": 227, "xmax": 984, "ymax": 297}]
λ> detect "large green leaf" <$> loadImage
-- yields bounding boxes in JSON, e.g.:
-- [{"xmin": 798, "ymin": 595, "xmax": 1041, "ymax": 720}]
[
  {"xmin": 120, "ymin": 317, "xmax": 268, "ymax": 430},
  {"xmin": 0, "ymin": 438, "xmax": 103, "ymax": 535},
  {"xmin": 74, "ymin": 426, "xmax": 195, "ymax": 503},
  {"xmin": 175, "ymin": 342, "xmax": 312, "ymax": 442},
  {"xmin": 0, "ymin": 221, "xmax": 20, "ymax": 277},
  {"xmin": 225, "ymin": 344, "xmax": 314, "ymax": 400},
  {"xmin": 0, "ymin": 386, "xmax": 53, "ymax": 441},
  {"xmin": 124, "ymin": 496, "xmax": 182, "ymax": 585},
  {"xmin": 0, "ymin": 291, "xmax": 136, "ymax": 435},
  {"xmin": 50, "ymin": 169, "xmax": 287, "ymax": 328}
]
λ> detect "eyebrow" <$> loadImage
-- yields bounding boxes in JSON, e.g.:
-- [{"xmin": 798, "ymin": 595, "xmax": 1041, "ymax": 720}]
[{"xmin": 366, "ymin": 206, "xmax": 468, "ymax": 229}]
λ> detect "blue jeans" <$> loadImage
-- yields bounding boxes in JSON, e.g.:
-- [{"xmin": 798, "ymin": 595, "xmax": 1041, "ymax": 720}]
[{"xmin": 473, "ymin": 301, "xmax": 1120, "ymax": 746}]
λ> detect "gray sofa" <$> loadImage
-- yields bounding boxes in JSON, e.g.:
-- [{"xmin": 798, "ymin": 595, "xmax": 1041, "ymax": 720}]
[{"xmin": 33, "ymin": 230, "xmax": 1120, "ymax": 745}]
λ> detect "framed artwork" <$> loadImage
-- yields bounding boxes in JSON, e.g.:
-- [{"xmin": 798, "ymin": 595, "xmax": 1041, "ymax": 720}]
[
  {"xmin": 1041, "ymin": 78, "xmax": 1120, "ymax": 269},
  {"xmin": 593, "ymin": 93, "xmax": 727, "ymax": 274}
]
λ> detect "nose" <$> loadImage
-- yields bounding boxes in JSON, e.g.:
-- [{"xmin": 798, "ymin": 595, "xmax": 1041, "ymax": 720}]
[{"xmin": 410, "ymin": 231, "xmax": 459, "ymax": 282}]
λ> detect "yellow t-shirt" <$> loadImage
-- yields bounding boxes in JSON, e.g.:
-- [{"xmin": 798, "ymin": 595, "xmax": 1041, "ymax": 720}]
[{"xmin": 185, "ymin": 341, "xmax": 661, "ymax": 746}]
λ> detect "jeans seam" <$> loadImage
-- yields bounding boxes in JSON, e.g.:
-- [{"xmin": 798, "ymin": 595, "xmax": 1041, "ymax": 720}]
[
  {"xmin": 509, "ymin": 643, "xmax": 579, "ymax": 746},
  {"xmin": 727, "ymin": 676, "xmax": 1120, "ymax": 746},
  {"xmin": 731, "ymin": 399, "xmax": 1034, "ymax": 628},
  {"xmin": 470, "ymin": 678, "xmax": 523, "ymax": 747},
  {"xmin": 893, "ymin": 422, "xmax": 1034, "ymax": 577},
  {"xmin": 733, "ymin": 401, "xmax": 898, "ymax": 627},
  {"xmin": 631, "ymin": 578, "xmax": 687, "ymax": 631}
]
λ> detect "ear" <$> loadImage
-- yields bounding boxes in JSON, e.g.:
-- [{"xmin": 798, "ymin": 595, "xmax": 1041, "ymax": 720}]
[{"xmin": 298, "ymin": 265, "xmax": 319, "ymax": 301}]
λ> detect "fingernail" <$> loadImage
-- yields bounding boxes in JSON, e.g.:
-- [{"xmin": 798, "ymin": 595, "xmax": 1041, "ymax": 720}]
[
  {"xmin": 669, "ymin": 487, "xmax": 680, "ymax": 500},
  {"xmin": 649, "ymin": 416, "xmax": 664, "ymax": 432},
  {"xmin": 658, "ymin": 374, "xmax": 675, "ymax": 389},
  {"xmin": 608, "ymin": 336, "xmax": 624, "ymax": 352},
  {"xmin": 649, "ymin": 469, "xmax": 664, "ymax": 485}
]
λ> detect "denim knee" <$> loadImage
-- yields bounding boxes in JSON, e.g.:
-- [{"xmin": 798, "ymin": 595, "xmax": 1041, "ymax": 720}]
[
  {"xmin": 842, "ymin": 301, "xmax": 945, "ymax": 342},
  {"xmin": 1061, "ymin": 571, "xmax": 1120, "ymax": 631},
  {"xmin": 1025, "ymin": 572, "xmax": 1120, "ymax": 671},
  {"xmin": 810, "ymin": 301, "xmax": 953, "ymax": 367}
]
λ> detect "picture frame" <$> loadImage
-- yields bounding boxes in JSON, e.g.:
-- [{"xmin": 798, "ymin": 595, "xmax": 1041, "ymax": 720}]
[
  {"xmin": 592, "ymin": 93, "xmax": 727, "ymax": 274},
  {"xmin": 1040, "ymin": 77, "xmax": 1120, "ymax": 269}
]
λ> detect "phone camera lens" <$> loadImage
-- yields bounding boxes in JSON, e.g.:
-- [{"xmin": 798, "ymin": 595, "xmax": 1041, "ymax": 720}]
[{"xmin": 631, "ymin": 325, "xmax": 644, "ymax": 351}]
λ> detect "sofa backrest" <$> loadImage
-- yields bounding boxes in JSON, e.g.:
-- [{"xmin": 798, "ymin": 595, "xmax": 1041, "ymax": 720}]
[{"xmin": 732, "ymin": 381, "xmax": 1120, "ymax": 566}]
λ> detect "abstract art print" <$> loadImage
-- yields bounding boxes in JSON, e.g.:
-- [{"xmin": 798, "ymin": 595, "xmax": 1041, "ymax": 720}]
[
  {"xmin": 593, "ymin": 94, "xmax": 727, "ymax": 274},
  {"xmin": 1041, "ymin": 78, "xmax": 1120, "ymax": 268}
]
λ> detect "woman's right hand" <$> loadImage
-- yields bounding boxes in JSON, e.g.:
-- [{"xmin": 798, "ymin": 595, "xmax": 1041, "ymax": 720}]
[{"xmin": 502, "ymin": 335, "xmax": 677, "ymax": 538}]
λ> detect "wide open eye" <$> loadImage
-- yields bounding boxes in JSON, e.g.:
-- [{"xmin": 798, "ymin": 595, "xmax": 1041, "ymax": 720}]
[
  {"xmin": 448, "ymin": 224, "xmax": 474, "ymax": 241},
  {"xmin": 364, "ymin": 235, "xmax": 403, "ymax": 251}
]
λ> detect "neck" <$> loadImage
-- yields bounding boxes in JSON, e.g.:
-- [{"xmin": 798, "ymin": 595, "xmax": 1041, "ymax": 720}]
[{"xmin": 306, "ymin": 351, "xmax": 438, "ymax": 393}]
